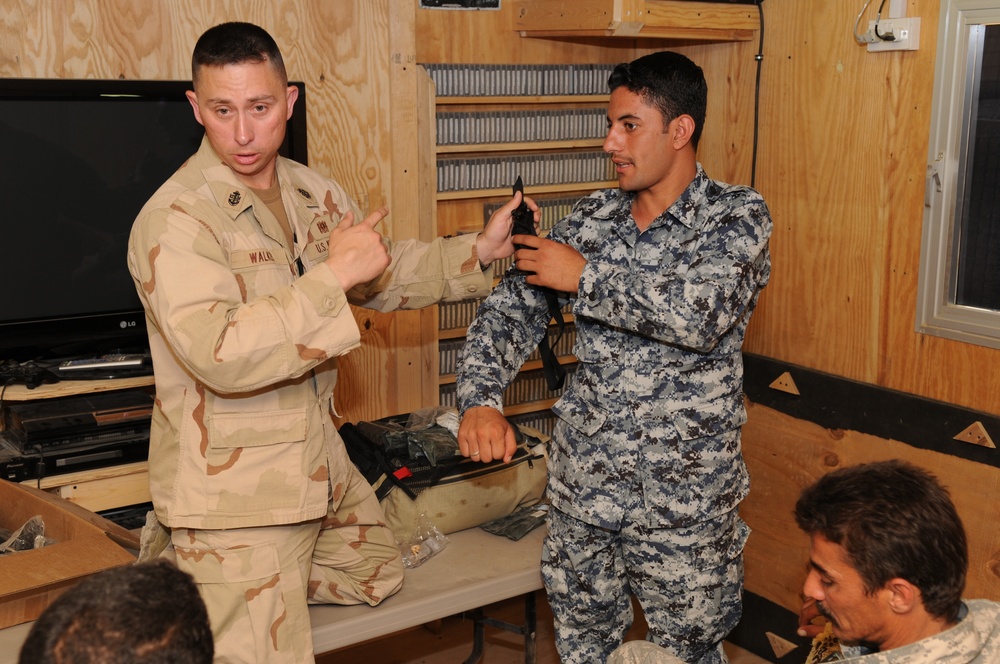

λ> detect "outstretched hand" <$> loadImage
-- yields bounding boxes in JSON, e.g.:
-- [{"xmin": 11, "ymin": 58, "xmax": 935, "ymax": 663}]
[
  {"xmin": 324, "ymin": 206, "xmax": 391, "ymax": 291},
  {"xmin": 477, "ymin": 191, "xmax": 540, "ymax": 266}
]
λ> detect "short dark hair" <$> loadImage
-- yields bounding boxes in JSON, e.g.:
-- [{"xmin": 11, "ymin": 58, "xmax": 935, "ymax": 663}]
[
  {"xmin": 18, "ymin": 560, "xmax": 213, "ymax": 664},
  {"xmin": 192, "ymin": 21, "xmax": 287, "ymax": 87},
  {"xmin": 794, "ymin": 460, "xmax": 968, "ymax": 622},
  {"xmin": 607, "ymin": 51, "xmax": 707, "ymax": 149}
]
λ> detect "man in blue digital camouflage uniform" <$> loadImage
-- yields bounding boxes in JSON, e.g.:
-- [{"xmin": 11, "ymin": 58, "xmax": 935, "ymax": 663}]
[{"xmin": 456, "ymin": 51, "xmax": 772, "ymax": 663}]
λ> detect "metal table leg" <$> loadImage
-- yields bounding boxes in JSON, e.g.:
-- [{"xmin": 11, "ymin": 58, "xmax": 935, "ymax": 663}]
[{"xmin": 462, "ymin": 591, "xmax": 537, "ymax": 664}]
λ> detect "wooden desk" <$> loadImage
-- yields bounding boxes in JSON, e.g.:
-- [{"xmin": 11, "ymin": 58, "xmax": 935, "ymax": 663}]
[{"xmin": 0, "ymin": 526, "xmax": 545, "ymax": 663}]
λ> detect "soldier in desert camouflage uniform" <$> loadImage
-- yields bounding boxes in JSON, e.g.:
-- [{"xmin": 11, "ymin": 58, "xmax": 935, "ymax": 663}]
[
  {"xmin": 456, "ymin": 51, "xmax": 772, "ymax": 663},
  {"xmin": 127, "ymin": 22, "xmax": 534, "ymax": 664},
  {"xmin": 795, "ymin": 460, "xmax": 1000, "ymax": 664}
]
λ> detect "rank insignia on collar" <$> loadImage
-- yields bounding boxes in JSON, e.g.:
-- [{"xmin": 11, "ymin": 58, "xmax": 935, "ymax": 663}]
[
  {"xmin": 297, "ymin": 188, "xmax": 313, "ymax": 200},
  {"xmin": 228, "ymin": 191, "xmax": 242, "ymax": 206}
]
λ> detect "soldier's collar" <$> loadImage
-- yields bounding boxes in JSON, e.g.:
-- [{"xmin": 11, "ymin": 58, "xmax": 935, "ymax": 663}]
[{"xmin": 208, "ymin": 181, "xmax": 254, "ymax": 219}]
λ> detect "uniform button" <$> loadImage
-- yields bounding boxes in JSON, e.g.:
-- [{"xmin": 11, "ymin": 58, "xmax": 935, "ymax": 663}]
[
  {"xmin": 466, "ymin": 286, "xmax": 478, "ymax": 293},
  {"xmin": 588, "ymin": 290, "xmax": 598, "ymax": 301},
  {"xmin": 325, "ymin": 298, "xmax": 337, "ymax": 308}
]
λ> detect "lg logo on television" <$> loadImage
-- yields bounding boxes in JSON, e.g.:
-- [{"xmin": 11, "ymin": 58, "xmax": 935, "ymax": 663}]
[{"xmin": 119, "ymin": 320, "xmax": 138, "ymax": 329}]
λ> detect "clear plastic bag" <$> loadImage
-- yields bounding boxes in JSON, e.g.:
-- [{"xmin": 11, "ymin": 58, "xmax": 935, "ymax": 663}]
[
  {"xmin": 397, "ymin": 512, "xmax": 450, "ymax": 568},
  {"xmin": 0, "ymin": 515, "xmax": 54, "ymax": 554}
]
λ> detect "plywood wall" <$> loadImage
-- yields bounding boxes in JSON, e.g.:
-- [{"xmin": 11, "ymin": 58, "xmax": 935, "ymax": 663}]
[
  {"xmin": 745, "ymin": 0, "xmax": 1000, "ymax": 417},
  {"xmin": 741, "ymin": 401, "xmax": 1000, "ymax": 609},
  {"xmin": 727, "ymin": 0, "xmax": 1000, "ymax": 611},
  {"xmin": 412, "ymin": 0, "xmax": 1000, "ymax": 416},
  {"xmin": 7, "ymin": 1, "xmax": 994, "ymax": 423}
]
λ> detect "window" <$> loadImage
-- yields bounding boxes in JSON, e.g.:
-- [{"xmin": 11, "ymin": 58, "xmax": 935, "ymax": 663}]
[{"xmin": 918, "ymin": 0, "xmax": 1000, "ymax": 348}]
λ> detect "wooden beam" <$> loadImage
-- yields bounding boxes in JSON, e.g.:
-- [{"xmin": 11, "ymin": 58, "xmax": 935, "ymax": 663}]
[
  {"xmin": 389, "ymin": 0, "xmax": 438, "ymax": 413},
  {"xmin": 512, "ymin": 0, "xmax": 758, "ymax": 42},
  {"xmin": 511, "ymin": 0, "xmax": 639, "ymax": 34},
  {"xmin": 643, "ymin": 0, "xmax": 760, "ymax": 33}
]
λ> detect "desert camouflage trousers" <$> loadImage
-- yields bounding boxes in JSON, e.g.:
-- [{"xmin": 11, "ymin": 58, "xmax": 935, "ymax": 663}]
[
  {"xmin": 153, "ymin": 466, "xmax": 403, "ymax": 663},
  {"xmin": 541, "ymin": 506, "xmax": 747, "ymax": 664}
]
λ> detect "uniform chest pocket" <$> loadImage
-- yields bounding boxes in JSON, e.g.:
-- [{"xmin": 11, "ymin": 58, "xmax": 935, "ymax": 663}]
[
  {"xmin": 208, "ymin": 409, "xmax": 307, "ymax": 449},
  {"xmin": 302, "ymin": 213, "xmax": 338, "ymax": 264}
]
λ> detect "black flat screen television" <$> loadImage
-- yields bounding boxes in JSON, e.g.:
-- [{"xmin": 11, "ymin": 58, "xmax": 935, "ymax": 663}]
[{"xmin": 0, "ymin": 78, "xmax": 308, "ymax": 364}]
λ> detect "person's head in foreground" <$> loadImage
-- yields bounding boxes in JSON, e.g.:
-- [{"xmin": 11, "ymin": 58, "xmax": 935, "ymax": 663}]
[
  {"xmin": 794, "ymin": 459, "xmax": 967, "ymax": 652},
  {"xmin": 19, "ymin": 559, "xmax": 213, "ymax": 664}
]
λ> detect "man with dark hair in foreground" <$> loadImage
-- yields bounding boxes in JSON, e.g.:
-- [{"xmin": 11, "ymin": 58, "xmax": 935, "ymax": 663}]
[
  {"xmin": 795, "ymin": 459, "xmax": 1000, "ymax": 663},
  {"xmin": 18, "ymin": 560, "xmax": 213, "ymax": 664}
]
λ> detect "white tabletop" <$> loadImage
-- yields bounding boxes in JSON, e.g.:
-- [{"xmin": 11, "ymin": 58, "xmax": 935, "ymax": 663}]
[
  {"xmin": 311, "ymin": 525, "xmax": 544, "ymax": 654},
  {"xmin": 0, "ymin": 525, "xmax": 545, "ymax": 661}
]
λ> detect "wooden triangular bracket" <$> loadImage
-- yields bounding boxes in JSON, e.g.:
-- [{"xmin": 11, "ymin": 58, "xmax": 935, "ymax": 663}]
[
  {"xmin": 769, "ymin": 371, "xmax": 800, "ymax": 395},
  {"xmin": 766, "ymin": 631, "xmax": 798, "ymax": 658},
  {"xmin": 953, "ymin": 421, "xmax": 996, "ymax": 448}
]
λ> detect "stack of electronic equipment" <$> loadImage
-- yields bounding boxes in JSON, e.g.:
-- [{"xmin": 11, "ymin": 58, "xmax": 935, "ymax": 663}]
[{"xmin": 0, "ymin": 390, "xmax": 153, "ymax": 483}]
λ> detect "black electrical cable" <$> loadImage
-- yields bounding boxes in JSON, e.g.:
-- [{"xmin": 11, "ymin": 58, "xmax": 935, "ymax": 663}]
[
  {"xmin": 33, "ymin": 444, "xmax": 46, "ymax": 489},
  {"xmin": 874, "ymin": 0, "xmax": 894, "ymax": 41},
  {"xmin": 750, "ymin": 0, "xmax": 765, "ymax": 188}
]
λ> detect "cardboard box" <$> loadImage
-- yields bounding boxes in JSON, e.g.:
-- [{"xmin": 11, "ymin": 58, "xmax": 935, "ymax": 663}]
[{"xmin": 0, "ymin": 480, "xmax": 140, "ymax": 629}]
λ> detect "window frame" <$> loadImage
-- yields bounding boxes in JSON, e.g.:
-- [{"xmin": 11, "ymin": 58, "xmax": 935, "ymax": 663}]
[{"xmin": 917, "ymin": 0, "xmax": 1000, "ymax": 349}]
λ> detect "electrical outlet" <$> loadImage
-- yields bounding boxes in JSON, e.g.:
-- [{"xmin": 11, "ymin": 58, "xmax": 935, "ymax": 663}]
[{"xmin": 866, "ymin": 17, "xmax": 921, "ymax": 52}]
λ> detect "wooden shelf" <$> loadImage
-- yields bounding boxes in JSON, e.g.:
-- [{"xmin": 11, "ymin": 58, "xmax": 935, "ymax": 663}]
[
  {"xmin": 437, "ymin": 138, "xmax": 605, "ymax": 155},
  {"xmin": 439, "ymin": 313, "xmax": 575, "ymax": 341},
  {"xmin": 430, "ymin": 64, "xmax": 598, "ymax": 420},
  {"xmin": 511, "ymin": 0, "xmax": 759, "ymax": 43},
  {"xmin": 23, "ymin": 461, "xmax": 150, "ymax": 513},
  {"xmin": 438, "ymin": 181, "xmax": 615, "ymax": 201},
  {"xmin": 439, "ymin": 355, "xmax": 577, "ymax": 386},
  {"xmin": 439, "ymin": 327, "xmax": 469, "ymax": 341},
  {"xmin": 0, "ymin": 375, "xmax": 154, "ymax": 402},
  {"xmin": 3, "ymin": 378, "xmax": 155, "ymax": 512},
  {"xmin": 437, "ymin": 94, "xmax": 608, "ymax": 105}
]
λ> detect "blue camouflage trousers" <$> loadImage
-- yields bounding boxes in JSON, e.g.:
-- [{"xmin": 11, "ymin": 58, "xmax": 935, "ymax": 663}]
[{"xmin": 541, "ymin": 505, "xmax": 748, "ymax": 664}]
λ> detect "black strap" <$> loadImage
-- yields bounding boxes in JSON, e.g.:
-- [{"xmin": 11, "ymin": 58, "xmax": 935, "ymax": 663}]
[
  {"xmin": 537, "ymin": 289, "xmax": 566, "ymax": 391},
  {"xmin": 509, "ymin": 175, "xmax": 565, "ymax": 391}
]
